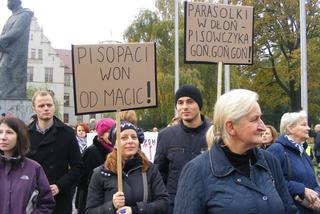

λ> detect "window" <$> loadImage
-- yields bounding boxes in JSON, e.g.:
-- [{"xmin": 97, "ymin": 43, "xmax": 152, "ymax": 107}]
[
  {"xmin": 64, "ymin": 93, "xmax": 70, "ymax": 107},
  {"xmin": 64, "ymin": 113, "xmax": 69, "ymax": 124},
  {"xmin": 45, "ymin": 67, "xmax": 53, "ymax": 83},
  {"xmin": 31, "ymin": 49, "xmax": 36, "ymax": 59},
  {"xmin": 64, "ymin": 74, "xmax": 71, "ymax": 86},
  {"xmin": 27, "ymin": 67, "xmax": 34, "ymax": 82},
  {"xmin": 38, "ymin": 49, "xmax": 43, "ymax": 59}
]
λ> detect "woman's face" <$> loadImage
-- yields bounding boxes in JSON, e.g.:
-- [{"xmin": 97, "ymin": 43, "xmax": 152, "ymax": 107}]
[
  {"xmin": 261, "ymin": 127, "xmax": 273, "ymax": 144},
  {"xmin": 120, "ymin": 129, "xmax": 139, "ymax": 160},
  {"xmin": 230, "ymin": 102, "xmax": 266, "ymax": 150},
  {"xmin": 289, "ymin": 117, "xmax": 310, "ymax": 143},
  {"xmin": 0, "ymin": 123, "xmax": 18, "ymax": 157},
  {"xmin": 76, "ymin": 125, "xmax": 87, "ymax": 138}
]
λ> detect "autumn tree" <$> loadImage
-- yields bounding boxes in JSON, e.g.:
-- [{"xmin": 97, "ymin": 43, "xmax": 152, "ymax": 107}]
[
  {"xmin": 230, "ymin": 0, "xmax": 320, "ymax": 126},
  {"xmin": 124, "ymin": 0, "xmax": 217, "ymax": 129}
]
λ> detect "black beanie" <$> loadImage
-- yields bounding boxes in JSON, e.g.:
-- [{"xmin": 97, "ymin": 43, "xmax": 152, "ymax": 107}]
[{"xmin": 175, "ymin": 85, "xmax": 203, "ymax": 110}]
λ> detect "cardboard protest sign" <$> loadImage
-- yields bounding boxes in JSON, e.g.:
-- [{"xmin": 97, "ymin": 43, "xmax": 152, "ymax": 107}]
[
  {"xmin": 141, "ymin": 131, "xmax": 158, "ymax": 162},
  {"xmin": 184, "ymin": 2, "xmax": 254, "ymax": 64},
  {"xmin": 72, "ymin": 43, "xmax": 157, "ymax": 114}
]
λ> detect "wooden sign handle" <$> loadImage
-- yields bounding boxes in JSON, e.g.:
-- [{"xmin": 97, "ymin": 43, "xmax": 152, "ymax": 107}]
[
  {"xmin": 217, "ymin": 62, "xmax": 223, "ymax": 99},
  {"xmin": 116, "ymin": 109, "xmax": 123, "ymax": 192}
]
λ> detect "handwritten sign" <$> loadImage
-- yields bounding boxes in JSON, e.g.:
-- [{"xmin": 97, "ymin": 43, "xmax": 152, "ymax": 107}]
[
  {"xmin": 141, "ymin": 132, "xmax": 158, "ymax": 162},
  {"xmin": 72, "ymin": 43, "xmax": 157, "ymax": 114},
  {"xmin": 184, "ymin": 2, "xmax": 253, "ymax": 64}
]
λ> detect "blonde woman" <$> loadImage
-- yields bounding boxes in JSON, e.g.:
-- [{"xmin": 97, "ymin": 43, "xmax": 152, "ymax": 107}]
[{"xmin": 174, "ymin": 89, "xmax": 297, "ymax": 214}]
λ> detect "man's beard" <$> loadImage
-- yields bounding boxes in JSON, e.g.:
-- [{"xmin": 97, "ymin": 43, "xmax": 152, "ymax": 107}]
[{"xmin": 40, "ymin": 115, "xmax": 53, "ymax": 121}]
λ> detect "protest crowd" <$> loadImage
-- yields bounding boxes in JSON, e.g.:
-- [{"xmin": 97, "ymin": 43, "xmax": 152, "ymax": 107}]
[
  {"xmin": 0, "ymin": 1, "xmax": 319, "ymax": 213},
  {"xmin": 1, "ymin": 85, "xmax": 320, "ymax": 214}
]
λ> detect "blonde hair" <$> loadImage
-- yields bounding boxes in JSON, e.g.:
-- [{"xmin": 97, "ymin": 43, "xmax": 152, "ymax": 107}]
[
  {"xmin": 207, "ymin": 89, "xmax": 259, "ymax": 149},
  {"xmin": 32, "ymin": 90, "xmax": 55, "ymax": 107},
  {"xmin": 119, "ymin": 110, "xmax": 137, "ymax": 125},
  {"xmin": 280, "ymin": 111, "xmax": 307, "ymax": 134}
]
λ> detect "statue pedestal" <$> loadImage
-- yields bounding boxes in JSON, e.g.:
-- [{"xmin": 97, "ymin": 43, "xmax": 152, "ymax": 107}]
[{"xmin": 0, "ymin": 99, "xmax": 33, "ymax": 124}]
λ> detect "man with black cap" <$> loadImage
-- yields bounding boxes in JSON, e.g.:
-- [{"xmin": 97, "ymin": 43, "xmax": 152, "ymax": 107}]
[{"xmin": 154, "ymin": 84, "xmax": 211, "ymax": 213}]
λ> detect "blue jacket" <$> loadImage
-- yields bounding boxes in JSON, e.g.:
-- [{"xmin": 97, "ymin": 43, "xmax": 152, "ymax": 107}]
[
  {"xmin": 267, "ymin": 135, "xmax": 320, "ymax": 214},
  {"xmin": 174, "ymin": 142, "xmax": 298, "ymax": 214}
]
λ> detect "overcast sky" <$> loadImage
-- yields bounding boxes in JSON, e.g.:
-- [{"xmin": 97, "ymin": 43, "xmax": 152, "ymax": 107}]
[{"xmin": 0, "ymin": 0, "xmax": 156, "ymax": 49}]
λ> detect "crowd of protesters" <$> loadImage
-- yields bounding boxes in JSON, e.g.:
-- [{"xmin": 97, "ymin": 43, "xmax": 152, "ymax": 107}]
[{"xmin": 1, "ymin": 86, "xmax": 320, "ymax": 214}]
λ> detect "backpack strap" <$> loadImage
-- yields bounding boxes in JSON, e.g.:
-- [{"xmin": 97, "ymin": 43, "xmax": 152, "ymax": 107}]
[{"xmin": 142, "ymin": 172, "xmax": 148, "ymax": 202}]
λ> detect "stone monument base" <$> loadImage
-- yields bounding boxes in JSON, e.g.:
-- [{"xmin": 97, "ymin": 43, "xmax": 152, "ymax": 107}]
[{"xmin": 0, "ymin": 99, "xmax": 33, "ymax": 124}]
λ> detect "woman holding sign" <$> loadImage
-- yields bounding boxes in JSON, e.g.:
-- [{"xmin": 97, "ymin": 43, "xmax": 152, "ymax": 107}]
[
  {"xmin": 86, "ymin": 120, "xmax": 169, "ymax": 214},
  {"xmin": 77, "ymin": 118, "xmax": 115, "ymax": 214},
  {"xmin": 173, "ymin": 89, "xmax": 298, "ymax": 214}
]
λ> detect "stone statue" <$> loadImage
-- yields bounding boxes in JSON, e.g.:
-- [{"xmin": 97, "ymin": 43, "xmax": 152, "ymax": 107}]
[{"xmin": 0, "ymin": 0, "xmax": 33, "ymax": 99}]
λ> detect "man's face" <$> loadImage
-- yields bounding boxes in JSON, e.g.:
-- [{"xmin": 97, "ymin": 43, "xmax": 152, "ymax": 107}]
[
  {"xmin": 176, "ymin": 97, "xmax": 200, "ymax": 123},
  {"xmin": 7, "ymin": 0, "xmax": 21, "ymax": 10},
  {"xmin": 32, "ymin": 95, "xmax": 55, "ymax": 122}
]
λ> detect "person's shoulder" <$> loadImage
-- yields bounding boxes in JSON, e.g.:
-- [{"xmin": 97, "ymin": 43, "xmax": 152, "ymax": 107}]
[
  {"xmin": 16, "ymin": 8, "xmax": 34, "ymax": 17},
  {"xmin": 92, "ymin": 165, "xmax": 104, "ymax": 174},
  {"xmin": 85, "ymin": 144, "xmax": 97, "ymax": 152},
  {"xmin": 159, "ymin": 124, "xmax": 180, "ymax": 134},
  {"xmin": 23, "ymin": 157, "xmax": 42, "ymax": 169},
  {"xmin": 267, "ymin": 142, "xmax": 284, "ymax": 152},
  {"xmin": 83, "ymin": 144, "xmax": 99, "ymax": 156},
  {"xmin": 54, "ymin": 117, "xmax": 75, "ymax": 134},
  {"xmin": 27, "ymin": 120, "xmax": 37, "ymax": 131},
  {"xmin": 92, "ymin": 165, "xmax": 114, "ymax": 178},
  {"xmin": 147, "ymin": 162, "xmax": 159, "ymax": 172},
  {"xmin": 157, "ymin": 125, "xmax": 181, "ymax": 140}
]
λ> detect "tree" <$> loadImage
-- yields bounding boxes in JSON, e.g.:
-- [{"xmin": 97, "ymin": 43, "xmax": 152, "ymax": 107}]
[
  {"xmin": 230, "ymin": 0, "xmax": 320, "ymax": 126},
  {"xmin": 124, "ymin": 1, "xmax": 218, "ymax": 129}
]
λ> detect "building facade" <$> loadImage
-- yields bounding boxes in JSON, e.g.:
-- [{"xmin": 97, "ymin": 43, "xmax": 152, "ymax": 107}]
[
  {"xmin": 57, "ymin": 49, "xmax": 102, "ymax": 126},
  {"xmin": 27, "ymin": 17, "xmax": 102, "ymax": 126}
]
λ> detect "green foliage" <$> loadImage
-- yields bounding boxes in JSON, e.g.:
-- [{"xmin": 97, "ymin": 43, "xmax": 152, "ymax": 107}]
[
  {"xmin": 230, "ymin": 0, "xmax": 320, "ymax": 127},
  {"xmin": 124, "ymin": 0, "xmax": 320, "ymax": 129},
  {"xmin": 124, "ymin": 0, "xmax": 218, "ymax": 129}
]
